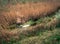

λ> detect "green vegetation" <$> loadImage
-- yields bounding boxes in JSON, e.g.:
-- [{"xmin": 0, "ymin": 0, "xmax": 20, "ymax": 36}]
[
  {"xmin": 13, "ymin": 29, "xmax": 60, "ymax": 44},
  {"xmin": 0, "ymin": 0, "xmax": 58, "ymax": 6}
]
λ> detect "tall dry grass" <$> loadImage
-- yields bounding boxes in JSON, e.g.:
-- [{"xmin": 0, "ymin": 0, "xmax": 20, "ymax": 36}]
[
  {"xmin": 6, "ymin": 2, "xmax": 60, "ymax": 24},
  {"xmin": 0, "ymin": 2, "xmax": 60, "ymax": 29},
  {"xmin": 0, "ymin": 10, "xmax": 17, "ymax": 29}
]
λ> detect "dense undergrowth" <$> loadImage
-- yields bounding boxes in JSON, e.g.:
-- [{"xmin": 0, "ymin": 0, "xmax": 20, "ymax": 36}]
[
  {"xmin": 0, "ymin": 9, "xmax": 60, "ymax": 44},
  {"xmin": 15, "ymin": 29, "xmax": 60, "ymax": 44},
  {"xmin": 0, "ymin": 0, "xmax": 60, "ymax": 44}
]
